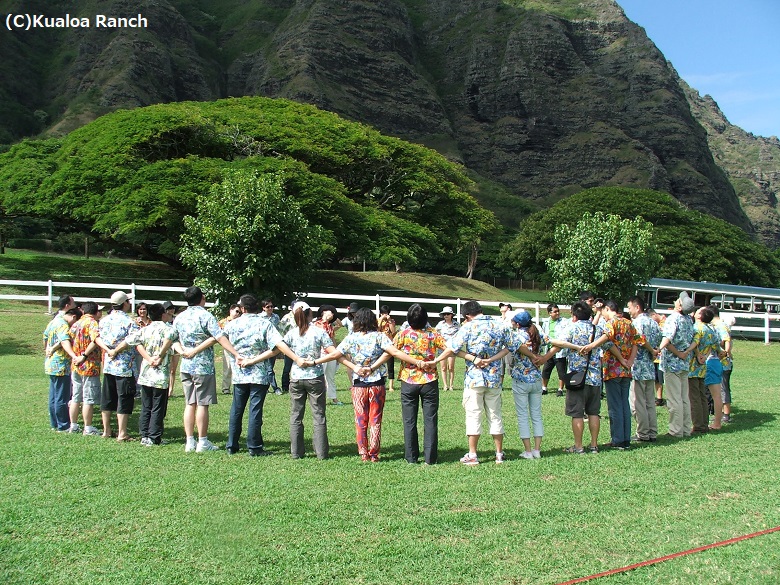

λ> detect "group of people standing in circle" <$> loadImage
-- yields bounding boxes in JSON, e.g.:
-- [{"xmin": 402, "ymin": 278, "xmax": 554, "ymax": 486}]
[{"xmin": 43, "ymin": 287, "xmax": 736, "ymax": 466}]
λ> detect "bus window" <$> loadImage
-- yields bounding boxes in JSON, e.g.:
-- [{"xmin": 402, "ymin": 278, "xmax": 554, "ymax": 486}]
[
  {"xmin": 693, "ymin": 292, "xmax": 715, "ymax": 307},
  {"xmin": 656, "ymin": 289, "xmax": 681, "ymax": 306}
]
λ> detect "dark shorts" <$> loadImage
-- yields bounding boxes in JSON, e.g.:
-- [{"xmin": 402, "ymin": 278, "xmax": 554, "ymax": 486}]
[
  {"xmin": 565, "ymin": 384, "xmax": 601, "ymax": 418},
  {"xmin": 101, "ymin": 374, "xmax": 136, "ymax": 415},
  {"xmin": 654, "ymin": 363, "xmax": 664, "ymax": 385}
]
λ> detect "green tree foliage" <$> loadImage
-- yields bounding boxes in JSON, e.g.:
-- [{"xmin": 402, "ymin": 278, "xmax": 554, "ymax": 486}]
[
  {"xmin": 0, "ymin": 97, "xmax": 497, "ymax": 271},
  {"xmin": 180, "ymin": 171, "xmax": 329, "ymax": 306},
  {"xmin": 547, "ymin": 212, "xmax": 662, "ymax": 303},
  {"xmin": 501, "ymin": 188, "xmax": 780, "ymax": 288}
]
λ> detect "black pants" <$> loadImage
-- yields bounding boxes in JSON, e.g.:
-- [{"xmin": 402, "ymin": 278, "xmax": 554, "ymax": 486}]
[
  {"xmin": 541, "ymin": 357, "xmax": 567, "ymax": 384},
  {"xmin": 139, "ymin": 385, "xmax": 169, "ymax": 444},
  {"xmin": 282, "ymin": 355, "xmax": 293, "ymax": 392},
  {"xmin": 400, "ymin": 381, "xmax": 439, "ymax": 464}
]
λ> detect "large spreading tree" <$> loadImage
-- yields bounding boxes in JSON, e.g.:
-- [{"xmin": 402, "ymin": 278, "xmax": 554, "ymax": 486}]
[{"xmin": 0, "ymin": 97, "xmax": 498, "ymax": 275}]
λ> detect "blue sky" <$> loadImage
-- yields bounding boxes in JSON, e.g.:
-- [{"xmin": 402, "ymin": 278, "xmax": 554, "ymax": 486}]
[{"xmin": 618, "ymin": 0, "xmax": 780, "ymax": 138}]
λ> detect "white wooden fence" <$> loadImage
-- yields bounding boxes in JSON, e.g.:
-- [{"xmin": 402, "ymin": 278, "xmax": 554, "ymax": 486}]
[{"xmin": 1, "ymin": 278, "xmax": 778, "ymax": 343}]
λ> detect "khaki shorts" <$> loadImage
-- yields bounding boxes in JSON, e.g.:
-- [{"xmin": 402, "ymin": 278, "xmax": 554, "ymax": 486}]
[
  {"xmin": 462, "ymin": 386, "xmax": 504, "ymax": 436},
  {"xmin": 182, "ymin": 373, "xmax": 217, "ymax": 406},
  {"xmin": 71, "ymin": 372, "xmax": 101, "ymax": 405}
]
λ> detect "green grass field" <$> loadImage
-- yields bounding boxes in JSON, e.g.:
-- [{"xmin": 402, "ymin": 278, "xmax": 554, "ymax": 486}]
[{"xmin": 1, "ymin": 303, "xmax": 779, "ymax": 585}]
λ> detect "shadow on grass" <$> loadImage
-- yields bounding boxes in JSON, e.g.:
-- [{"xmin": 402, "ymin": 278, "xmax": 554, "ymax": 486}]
[{"xmin": 0, "ymin": 339, "xmax": 40, "ymax": 357}]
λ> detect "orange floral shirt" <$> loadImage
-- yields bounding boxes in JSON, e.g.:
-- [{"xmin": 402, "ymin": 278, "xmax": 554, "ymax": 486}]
[
  {"xmin": 70, "ymin": 315, "xmax": 102, "ymax": 377},
  {"xmin": 393, "ymin": 327, "xmax": 447, "ymax": 384},
  {"xmin": 602, "ymin": 317, "xmax": 641, "ymax": 381}
]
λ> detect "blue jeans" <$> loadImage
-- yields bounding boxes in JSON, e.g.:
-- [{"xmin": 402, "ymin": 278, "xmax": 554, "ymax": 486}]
[
  {"xmin": 226, "ymin": 383, "xmax": 269, "ymax": 454},
  {"xmin": 605, "ymin": 377, "xmax": 632, "ymax": 446},
  {"xmin": 511, "ymin": 379, "xmax": 544, "ymax": 439},
  {"xmin": 49, "ymin": 375, "xmax": 71, "ymax": 431}
]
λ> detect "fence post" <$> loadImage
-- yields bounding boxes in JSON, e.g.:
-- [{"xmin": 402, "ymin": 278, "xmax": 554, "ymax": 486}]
[
  {"xmin": 456, "ymin": 298, "xmax": 462, "ymax": 323},
  {"xmin": 47, "ymin": 280, "xmax": 53, "ymax": 314},
  {"xmin": 375, "ymin": 293, "xmax": 381, "ymax": 315},
  {"xmin": 534, "ymin": 302, "xmax": 540, "ymax": 323},
  {"xmin": 131, "ymin": 283, "xmax": 137, "ymax": 313},
  {"xmin": 765, "ymin": 313, "xmax": 771, "ymax": 345}
]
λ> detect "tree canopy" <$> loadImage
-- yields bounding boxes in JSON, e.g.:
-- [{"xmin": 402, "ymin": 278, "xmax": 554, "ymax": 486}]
[
  {"xmin": 547, "ymin": 212, "xmax": 662, "ymax": 303},
  {"xmin": 501, "ymin": 188, "xmax": 780, "ymax": 288},
  {"xmin": 0, "ymin": 97, "xmax": 498, "ymax": 273}
]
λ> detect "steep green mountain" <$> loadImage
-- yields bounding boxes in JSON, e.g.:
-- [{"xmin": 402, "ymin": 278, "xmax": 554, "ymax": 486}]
[{"xmin": 0, "ymin": 0, "xmax": 773, "ymax": 243}]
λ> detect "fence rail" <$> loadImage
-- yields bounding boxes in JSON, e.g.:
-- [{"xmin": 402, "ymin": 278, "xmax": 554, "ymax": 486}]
[{"xmin": 2, "ymin": 279, "xmax": 778, "ymax": 343}]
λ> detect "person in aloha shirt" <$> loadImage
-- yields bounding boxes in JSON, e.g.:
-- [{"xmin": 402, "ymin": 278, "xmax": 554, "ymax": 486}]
[
  {"xmin": 378, "ymin": 305, "xmax": 397, "ymax": 392},
  {"xmin": 95, "ymin": 291, "xmax": 140, "ymax": 441},
  {"xmin": 689, "ymin": 307, "xmax": 724, "ymax": 431},
  {"xmin": 314, "ymin": 304, "xmax": 344, "ymax": 405},
  {"xmin": 435, "ymin": 300, "xmax": 512, "ymax": 465},
  {"xmin": 259, "ymin": 298, "xmax": 284, "ymax": 395},
  {"xmin": 277, "ymin": 299, "xmax": 301, "ymax": 395},
  {"xmin": 218, "ymin": 304, "xmax": 241, "ymax": 395},
  {"xmin": 505, "ymin": 310, "xmax": 553, "ymax": 459},
  {"xmin": 709, "ymin": 305, "xmax": 734, "ymax": 423},
  {"xmin": 581, "ymin": 300, "xmax": 642, "ymax": 450},
  {"xmin": 658, "ymin": 291, "xmax": 696, "ymax": 438},
  {"xmin": 222, "ymin": 294, "xmax": 301, "ymax": 456},
  {"xmin": 279, "ymin": 302, "xmax": 340, "ymax": 460},
  {"xmin": 319, "ymin": 308, "xmax": 422, "ymax": 462},
  {"xmin": 114, "ymin": 303, "xmax": 190, "ymax": 446},
  {"xmin": 44, "ymin": 307, "xmax": 83, "ymax": 432},
  {"xmin": 626, "ymin": 296, "xmax": 661, "ymax": 442},
  {"xmin": 393, "ymin": 304, "xmax": 448, "ymax": 464},
  {"xmin": 173, "ymin": 286, "xmax": 241, "ymax": 453},
  {"xmin": 434, "ymin": 306, "xmax": 460, "ymax": 392},
  {"xmin": 68, "ymin": 302, "xmax": 104, "ymax": 436},
  {"xmin": 557, "ymin": 301, "xmax": 603, "ymax": 454}
]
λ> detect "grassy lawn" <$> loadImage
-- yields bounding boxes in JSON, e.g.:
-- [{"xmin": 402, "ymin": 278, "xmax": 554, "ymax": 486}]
[{"xmin": 1, "ymin": 303, "xmax": 779, "ymax": 584}]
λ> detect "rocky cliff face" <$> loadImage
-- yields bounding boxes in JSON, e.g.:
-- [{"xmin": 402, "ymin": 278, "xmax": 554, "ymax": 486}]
[
  {"xmin": 681, "ymin": 80, "xmax": 780, "ymax": 247},
  {"xmin": 1, "ymin": 0, "xmax": 772, "ymax": 242}
]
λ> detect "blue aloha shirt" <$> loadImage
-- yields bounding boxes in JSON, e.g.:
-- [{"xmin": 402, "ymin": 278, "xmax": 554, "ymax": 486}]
[
  {"xmin": 125, "ymin": 322, "xmax": 179, "ymax": 388},
  {"xmin": 337, "ymin": 331, "xmax": 393, "ymax": 385},
  {"xmin": 631, "ymin": 313, "xmax": 661, "ymax": 381},
  {"xmin": 715, "ymin": 320, "xmax": 732, "ymax": 370},
  {"xmin": 278, "ymin": 312, "xmax": 296, "ymax": 336},
  {"xmin": 225, "ymin": 314, "xmax": 283, "ymax": 384},
  {"xmin": 173, "ymin": 305, "xmax": 224, "ymax": 375},
  {"xmin": 284, "ymin": 326, "xmax": 334, "ymax": 380},
  {"xmin": 660, "ymin": 312, "xmax": 694, "ymax": 374},
  {"xmin": 560, "ymin": 320, "xmax": 603, "ymax": 386},
  {"xmin": 259, "ymin": 311, "xmax": 281, "ymax": 332},
  {"xmin": 99, "ymin": 310, "xmax": 140, "ymax": 377},
  {"xmin": 448, "ymin": 315, "xmax": 511, "ymax": 390},
  {"xmin": 434, "ymin": 319, "xmax": 460, "ymax": 341},
  {"xmin": 689, "ymin": 322, "xmax": 722, "ymax": 378},
  {"xmin": 507, "ymin": 328, "xmax": 549, "ymax": 383},
  {"xmin": 43, "ymin": 316, "xmax": 72, "ymax": 376}
]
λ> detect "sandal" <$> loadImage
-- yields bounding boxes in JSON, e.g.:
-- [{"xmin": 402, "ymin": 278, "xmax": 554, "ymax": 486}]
[
  {"xmin": 116, "ymin": 436, "xmax": 136, "ymax": 442},
  {"xmin": 564, "ymin": 445, "xmax": 585, "ymax": 454}
]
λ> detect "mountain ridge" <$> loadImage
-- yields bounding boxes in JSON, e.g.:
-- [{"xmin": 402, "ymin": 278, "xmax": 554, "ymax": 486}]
[{"xmin": 2, "ymin": 0, "xmax": 778, "ymax": 245}]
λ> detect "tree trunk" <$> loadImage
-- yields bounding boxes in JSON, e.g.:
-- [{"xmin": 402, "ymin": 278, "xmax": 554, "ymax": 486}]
[{"xmin": 465, "ymin": 242, "xmax": 479, "ymax": 279}]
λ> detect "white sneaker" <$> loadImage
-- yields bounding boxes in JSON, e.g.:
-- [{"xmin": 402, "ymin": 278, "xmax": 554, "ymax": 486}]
[
  {"xmin": 520, "ymin": 451, "xmax": 534, "ymax": 460},
  {"xmin": 495, "ymin": 452, "xmax": 506, "ymax": 464},
  {"xmin": 185, "ymin": 438, "xmax": 197, "ymax": 453},
  {"xmin": 196, "ymin": 438, "xmax": 220, "ymax": 452},
  {"xmin": 460, "ymin": 452, "xmax": 479, "ymax": 466},
  {"xmin": 83, "ymin": 426, "xmax": 101, "ymax": 436},
  {"xmin": 68, "ymin": 424, "xmax": 81, "ymax": 433},
  {"xmin": 531, "ymin": 449, "xmax": 541, "ymax": 459}
]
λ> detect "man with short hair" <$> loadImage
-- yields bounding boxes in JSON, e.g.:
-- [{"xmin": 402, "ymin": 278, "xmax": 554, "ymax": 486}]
[
  {"xmin": 54, "ymin": 294, "xmax": 76, "ymax": 319},
  {"xmin": 259, "ymin": 298, "xmax": 284, "ymax": 395},
  {"xmin": 174, "ymin": 286, "xmax": 240, "ymax": 452},
  {"xmin": 224, "ymin": 294, "xmax": 301, "ymax": 456},
  {"xmin": 626, "ymin": 297, "xmax": 661, "ymax": 442},
  {"xmin": 442, "ymin": 300, "xmax": 511, "ymax": 465},
  {"xmin": 659, "ymin": 291, "xmax": 695, "ymax": 438},
  {"xmin": 69, "ymin": 301, "xmax": 103, "ymax": 436},
  {"xmin": 44, "ymin": 307, "xmax": 83, "ymax": 431},
  {"xmin": 540, "ymin": 303, "xmax": 570, "ymax": 397},
  {"xmin": 96, "ymin": 291, "xmax": 139, "ymax": 441},
  {"xmin": 557, "ymin": 301, "xmax": 602, "ymax": 454}
]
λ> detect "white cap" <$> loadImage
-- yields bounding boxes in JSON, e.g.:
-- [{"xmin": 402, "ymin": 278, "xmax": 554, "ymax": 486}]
[{"xmin": 110, "ymin": 291, "xmax": 132, "ymax": 305}]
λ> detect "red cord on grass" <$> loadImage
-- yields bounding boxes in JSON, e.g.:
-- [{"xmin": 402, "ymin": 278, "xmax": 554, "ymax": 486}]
[{"xmin": 556, "ymin": 525, "xmax": 780, "ymax": 584}]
